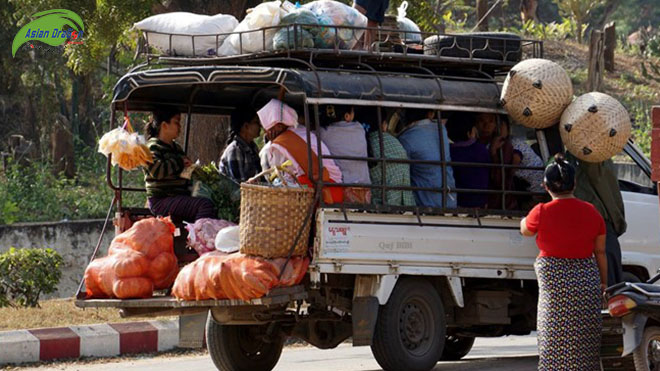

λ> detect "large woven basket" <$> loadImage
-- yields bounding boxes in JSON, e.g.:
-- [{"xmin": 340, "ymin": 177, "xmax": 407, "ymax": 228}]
[
  {"xmin": 500, "ymin": 58, "xmax": 573, "ymax": 129},
  {"xmin": 559, "ymin": 92, "xmax": 631, "ymax": 163},
  {"xmin": 239, "ymin": 183, "xmax": 315, "ymax": 258}
]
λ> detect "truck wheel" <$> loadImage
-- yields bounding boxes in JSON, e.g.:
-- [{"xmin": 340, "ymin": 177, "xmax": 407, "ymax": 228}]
[
  {"xmin": 634, "ymin": 326, "xmax": 660, "ymax": 371},
  {"xmin": 371, "ymin": 278, "xmax": 445, "ymax": 371},
  {"xmin": 440, "ymin": 335, "xmax": 475, "ymax": 361},
  {"xmin": 206, "ymin": 318, "xmax": 284, "ymax": 371}
]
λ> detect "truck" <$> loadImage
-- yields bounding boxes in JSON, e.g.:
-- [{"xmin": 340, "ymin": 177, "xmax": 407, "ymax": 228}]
[{"xmin": 75, "ymin": 24, "xmax": 660, "ymax": 371}]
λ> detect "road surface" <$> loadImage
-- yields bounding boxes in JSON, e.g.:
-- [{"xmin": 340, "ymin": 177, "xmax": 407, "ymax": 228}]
[{"xmin": 27, "ymin": 335, "xmax": 539, "ymax": 371}]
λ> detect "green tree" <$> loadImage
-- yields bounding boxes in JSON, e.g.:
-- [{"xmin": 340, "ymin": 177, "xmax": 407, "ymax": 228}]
[{"xmin": 552, "ymin": 0, "xmax": 601, "ymax": 43}]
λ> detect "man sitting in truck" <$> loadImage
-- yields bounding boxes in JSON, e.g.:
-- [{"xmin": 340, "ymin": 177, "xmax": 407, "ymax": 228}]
[{"xmin": 397, "ymin": 109, "xmax": 457, "ymax": 208}]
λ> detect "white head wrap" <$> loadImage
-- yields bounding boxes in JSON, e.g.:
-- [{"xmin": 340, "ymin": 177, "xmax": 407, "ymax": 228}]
[{"xmin": 257, "ymin": 99, "xmax": 298, "ymax": 130}]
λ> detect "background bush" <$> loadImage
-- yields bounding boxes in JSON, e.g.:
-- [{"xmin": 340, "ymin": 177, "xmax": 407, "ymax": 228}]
[{"xmin": 0, "ymin": 248, "xmax": 64, "ymax": 308}]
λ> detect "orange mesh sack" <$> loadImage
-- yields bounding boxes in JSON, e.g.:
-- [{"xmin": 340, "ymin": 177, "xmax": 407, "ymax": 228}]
[
  {"xmin": 84, "ymin": 217, "xmax": 178, "ymax": 299},
  {"xmin": 172, "ymin": 252, "xmax": 309, "ymax": 301}
]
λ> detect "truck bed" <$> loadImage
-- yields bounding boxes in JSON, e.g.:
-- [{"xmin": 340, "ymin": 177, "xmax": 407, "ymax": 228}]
[
  {"xmin": 75, "ymin": 285, "xmax": 306, "ymax": 309},
  {"xmin": 314, "ymin": 209, "xmax": 538, "ymax": 280}
]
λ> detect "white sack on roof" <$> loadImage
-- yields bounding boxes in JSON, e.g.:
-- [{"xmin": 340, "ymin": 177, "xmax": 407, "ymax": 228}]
[
  {"xmin": 218, "ymin": 1, "xmax": 286, "ymax": 56},
  {"xmin": 135, "ymin": 12, "xmax": 238, "ymax": 57}
]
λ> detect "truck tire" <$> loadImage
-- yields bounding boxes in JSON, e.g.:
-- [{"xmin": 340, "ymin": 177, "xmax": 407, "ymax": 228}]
[
  {"xmin": 440, "ymin": 335, "xmax": 475, "ymax": 361},
  {"xmin": 370, "ymin": 278, "xmax": 445, "ymax": 371},
  {"xmin": 633, "ymin": 326, "xmax": 660, "ymax": 371},
  {"xmin": 206, "ymin": 318, "xmax": 284, "ymax": 371}
]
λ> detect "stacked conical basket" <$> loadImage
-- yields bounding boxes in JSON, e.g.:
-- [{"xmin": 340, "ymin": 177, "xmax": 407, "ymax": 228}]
[{"xmin": 501, "ymin": 58, "xmax": 631, "ymax": 162}]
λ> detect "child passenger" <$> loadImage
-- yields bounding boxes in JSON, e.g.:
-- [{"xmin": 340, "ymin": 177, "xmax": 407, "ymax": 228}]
[
  {"xmin": 447, "ymin": 112, "xmax": 491, "ymax": 208},
  {"xmin": 318, "ymin": 105, "xmax": 371, "ymax": 203}
]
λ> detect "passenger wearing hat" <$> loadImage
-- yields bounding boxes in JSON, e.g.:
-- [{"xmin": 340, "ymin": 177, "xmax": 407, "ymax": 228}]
[{"xmin": 258, "ymin": 99, "xmax": 344, "ymax": 204}]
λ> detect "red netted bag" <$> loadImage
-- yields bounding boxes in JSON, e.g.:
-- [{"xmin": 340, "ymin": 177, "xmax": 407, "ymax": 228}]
[
  {"xmin": 172, "ymin": 252, "xmax": 309, "ymax": 301},
  {"xmin": 84, "ymin": 217, "xmax": 178, "ymax": 299}
]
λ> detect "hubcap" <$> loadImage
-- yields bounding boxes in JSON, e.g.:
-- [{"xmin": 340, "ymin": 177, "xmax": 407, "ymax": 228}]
[
  {"xmin": 238, "ymin": 326, "xmax": 268, "ymax": 358},
  {"xmin": 399, "ymin": 298, "xmax": 434, "ymax": 356}
]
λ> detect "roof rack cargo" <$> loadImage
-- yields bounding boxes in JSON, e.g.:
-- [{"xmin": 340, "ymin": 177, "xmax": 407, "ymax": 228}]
[{"xmin": 131, "ymin": 25, "xmax": 543, "ymax": 76}]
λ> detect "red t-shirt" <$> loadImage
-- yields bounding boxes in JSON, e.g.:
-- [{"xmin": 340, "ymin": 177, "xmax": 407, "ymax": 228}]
[{"xmin": 525, "ymin": 198, "xmax": 606, "ymax": 259}]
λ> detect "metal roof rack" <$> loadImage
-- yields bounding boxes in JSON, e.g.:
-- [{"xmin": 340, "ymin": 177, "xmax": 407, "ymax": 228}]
[{"xmin": 132, "ymin": 24, "xmax": 543, "ymax": 77}]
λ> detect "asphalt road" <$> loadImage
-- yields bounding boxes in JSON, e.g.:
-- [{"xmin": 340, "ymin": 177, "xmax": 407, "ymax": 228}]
[{"xmin": 29, "ymin": 334, "xmax": 538, "ymax": 371}]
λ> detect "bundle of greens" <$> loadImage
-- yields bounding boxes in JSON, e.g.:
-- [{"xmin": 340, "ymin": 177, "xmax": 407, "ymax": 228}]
[{"xmin": 191, "ymin": 162, "xmax": 241, "ymax": 223}]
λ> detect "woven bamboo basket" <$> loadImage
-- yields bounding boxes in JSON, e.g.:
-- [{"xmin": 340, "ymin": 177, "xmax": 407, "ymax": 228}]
[
  {"xmin": 239, "ymin": 183, "xmax": 315, "ymax": 258},
  {"xmin": 559, "ymin": 92, "xmax": 631, "ymax": 163},
  {"xmin": 500, "ymin": 58, "xmax": 573, "ymax": 129}
]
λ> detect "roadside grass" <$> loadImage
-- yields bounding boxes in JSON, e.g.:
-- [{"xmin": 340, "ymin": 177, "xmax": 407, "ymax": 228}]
[{"xmin": 0, "ymin": 298, "xmax": 150, "ymax": 331}]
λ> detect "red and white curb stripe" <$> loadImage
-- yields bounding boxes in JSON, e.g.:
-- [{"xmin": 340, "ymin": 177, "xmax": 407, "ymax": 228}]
[{"xmin": 0, "ymin": 320, "xmax": 179, "ymax": 365}]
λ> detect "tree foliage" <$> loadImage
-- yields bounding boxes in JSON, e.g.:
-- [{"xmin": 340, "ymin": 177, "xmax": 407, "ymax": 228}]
[{"xmin": 552, "ymin": 0, "xmax": 601, "ymax": 43}]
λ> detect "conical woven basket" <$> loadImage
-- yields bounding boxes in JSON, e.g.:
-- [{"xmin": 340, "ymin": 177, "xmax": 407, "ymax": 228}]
[
  {"xmin": 559, "ymin": 92, "xmax": 631, "ymax": 163},
  {"xmin": 239, "ymin": 183, "xmax": 315, "ymax": 258},
  {"xmin": 500, "ymin": 58, "xmax": 573, "ymax": 129}
]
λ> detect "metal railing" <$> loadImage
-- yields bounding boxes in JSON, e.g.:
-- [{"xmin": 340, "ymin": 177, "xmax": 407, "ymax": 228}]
[{"xmin": 134, "ymin": 24, "xmax": 543, "ymax": 72}]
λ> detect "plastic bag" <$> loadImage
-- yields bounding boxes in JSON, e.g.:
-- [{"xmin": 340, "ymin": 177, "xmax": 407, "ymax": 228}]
[
  {"xmin": 185, "ymin": 218, "xmax": 236, "ymax": 256},
  {"xmin": 172, "ymin": 252, "xmax": 309, "ymax": 301},
  {"xmin": 134, "ymin": 12, "xmax": 238, "ymax": 56},
  {"xmin": 98, "ymin": 119, "xmax": 153, "ymax": 171},
  {"xmin": 397, "ymin": 1, "xmax": 422, "ymax": 43},
  {"xmin": 273, "ymin": 9, "xmax": 318, "ymax": 50},
  {"xmin": 215, "ymin": 225, "xmax": 240, "ymax": 253},
  {"xmin": 218, "ymin": 1, "xmax": 286, "ymax": 56},
  {"xmin": 84, "ymin": 217, "xmax": 179, "ymax": 299},
  {"xmin": 303, "ymin": 0, "xmax": 367, "ymax": 49}
]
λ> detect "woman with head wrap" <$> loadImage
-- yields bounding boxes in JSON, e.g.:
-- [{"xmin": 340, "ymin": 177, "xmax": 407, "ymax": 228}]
[
  {"xmin": 219, "ymin": 108, "xmax": 262, "ymax": 183},
  {"xmin": 520, "ymin": 154, "xmax": 607, "ymax": 371},
  {"xmin": 257, "ymin": 99, "xmax": 343, "ymax": 203}
]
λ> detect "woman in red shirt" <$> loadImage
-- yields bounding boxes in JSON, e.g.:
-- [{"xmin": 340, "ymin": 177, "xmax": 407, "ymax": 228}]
[{"xmin": 520, "ymin": 153, "xmax": 607, "ymax": 371}]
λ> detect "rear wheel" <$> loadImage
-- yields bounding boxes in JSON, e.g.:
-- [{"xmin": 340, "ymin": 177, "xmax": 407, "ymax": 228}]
[
  {"xmin": 633, "ymin": 326, "xmax": 660, "ymax": 371},
  {"xmin": 206, "ymin": 317, "xmax": 284, "ymax": 371},
  {"xmin": 440, "ymin": 335, "xmax": 475, "ymax": 361},
  {"xmin": 371, "ymin": 278, "xmax": 445, "ymax": 371},
  {"xmin": 622, "ymin": 271, "xmax": 642, "ymax": 283}
]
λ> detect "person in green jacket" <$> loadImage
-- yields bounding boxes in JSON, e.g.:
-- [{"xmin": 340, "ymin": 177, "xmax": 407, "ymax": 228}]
[{"xmin": 567, "ymin": 152, "xmax": 626, "ymax": 286}]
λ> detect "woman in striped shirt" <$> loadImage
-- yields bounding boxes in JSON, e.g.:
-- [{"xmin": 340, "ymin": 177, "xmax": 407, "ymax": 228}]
[{"xmin": 143, "ymin": 107, "xmax": 216, "ymax": 222}]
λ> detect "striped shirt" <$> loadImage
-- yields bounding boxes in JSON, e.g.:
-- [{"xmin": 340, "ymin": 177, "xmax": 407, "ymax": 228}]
[{"xmin": 143, "ymin": 138, "xmax": 190, "ymax": 198}]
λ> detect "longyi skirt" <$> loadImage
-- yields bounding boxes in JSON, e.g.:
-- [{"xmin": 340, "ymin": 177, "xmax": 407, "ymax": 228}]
[{"xmin": 535, "ymin": 256, "xmax": 602, "ymax": 371}]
